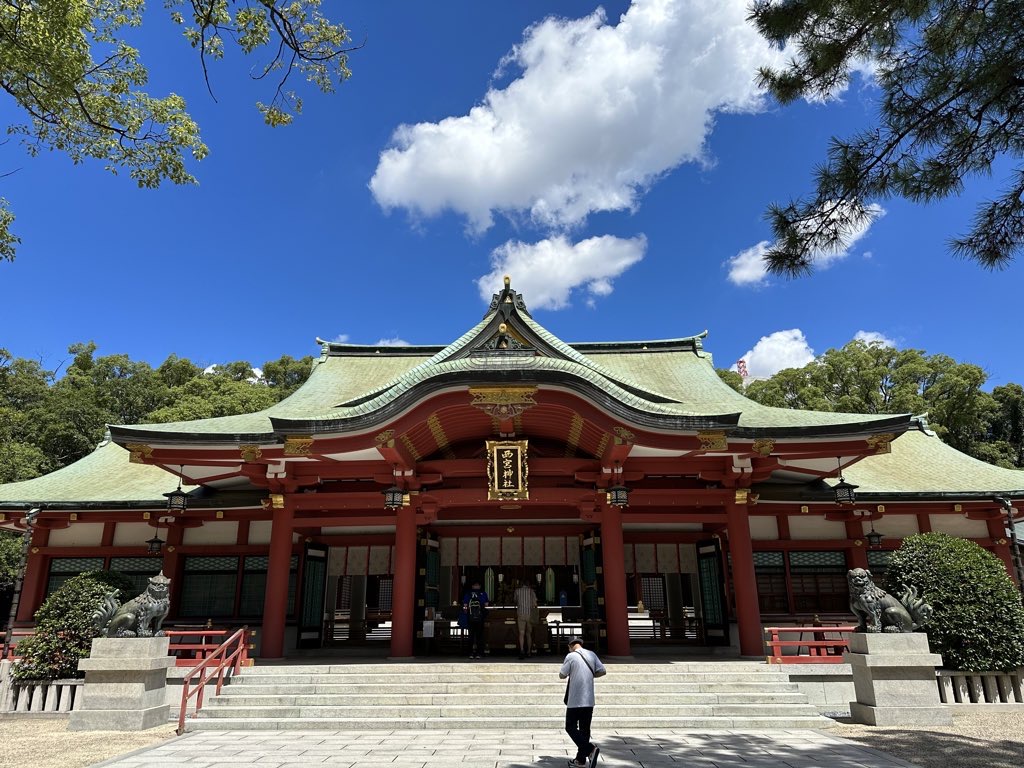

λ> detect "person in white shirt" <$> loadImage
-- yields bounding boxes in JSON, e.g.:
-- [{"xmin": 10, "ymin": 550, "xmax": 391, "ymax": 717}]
[
  {"xmin": 558, "ymin": 637, "xmax": 606, "ymax": 768},
  {"xmin": 514, "ymin": 581, "xmax": 538, "ymax": 659}
]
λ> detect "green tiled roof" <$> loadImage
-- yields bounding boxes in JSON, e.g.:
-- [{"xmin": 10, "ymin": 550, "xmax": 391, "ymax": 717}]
[
  {"xmin": 587, "ymin": 347, "xmax": 905, "ymax": 429},
  {"xmin": 0, "ymin": 438, "xmax": 194, "ymax": 507},
  {"xmin": 840, "ymin": 429, "xmax": 1024, "ymax": 496},
  {"xmin": 113, "ymin": 352, "xmax": 433, "ymax": 439}
]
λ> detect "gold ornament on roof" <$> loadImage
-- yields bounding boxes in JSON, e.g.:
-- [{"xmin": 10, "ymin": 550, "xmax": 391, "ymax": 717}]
[
  {"xmin": 283, "ymin": 435, "xmax": 314, "ymax": 456},
  {"xmin": 469, "ymin": 386, "xmax": 538, "ymax": 420},
  {"xmin": 751, "ymin": 438, "xmax": 775, "ymax": 457},
  {"xmin": 697, "ymin": 431, "xmax": 727, "ymax": 451},
  {"xmin": 239, "ymin": 445, "xmax": 262, "ymax": 462},
  {"xmin": 866, "ymin": 433, "xmax": 895, "ymax": 454},
  {"xmin": 613, "ymin": 426, "xmax": 635, "ymax": 443},
  {"xmin": 375, "ymin": 429, "xmax": 395, "ymax": 445},
  {"xmin": 125, "ymin": 443, "xmax": 153, "ymax": 464}
]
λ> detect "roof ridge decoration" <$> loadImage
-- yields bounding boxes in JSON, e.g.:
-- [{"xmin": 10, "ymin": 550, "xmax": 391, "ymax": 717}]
[
  {"xmin": 485, "ymin": 275, "xmax": 531, "ymax": 319},
  {"xmin": 335, "ymin": 275, "xmax": 682, "ymax": 408}
]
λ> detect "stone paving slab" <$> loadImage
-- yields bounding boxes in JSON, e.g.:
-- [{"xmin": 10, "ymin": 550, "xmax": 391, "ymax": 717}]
[{"xmin": 91, "ymin": 729, "xmax": 922, "ymax": 768}]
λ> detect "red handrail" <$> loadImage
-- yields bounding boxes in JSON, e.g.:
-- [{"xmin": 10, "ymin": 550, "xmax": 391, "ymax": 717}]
[
  {"xmin": 764, "ymin": 625, "xmax": 857, "ymax": 664},
  {"xmin": 177, "ymin": 626, "xmax": 250, "ymax": 733}
]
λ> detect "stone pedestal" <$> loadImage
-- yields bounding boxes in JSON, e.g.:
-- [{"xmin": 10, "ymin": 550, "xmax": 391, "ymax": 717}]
[
  {"xmin": 68, "ymin": 637, "xmax": 173, "ymax": 731},
  {"xmin": 844, "ymin": 632, "xmax": 952, "ymax": 726}
]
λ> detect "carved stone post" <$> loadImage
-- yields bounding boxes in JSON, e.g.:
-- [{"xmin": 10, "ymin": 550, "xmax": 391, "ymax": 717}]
[{"xmin": 844, "ymin": 633, "xmax": 952, "ymax": 725}]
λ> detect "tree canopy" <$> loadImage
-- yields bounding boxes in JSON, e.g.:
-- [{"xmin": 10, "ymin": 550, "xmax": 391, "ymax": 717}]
[
  {"xmin": 749, "ymin": 0, "xmax": 1024, "ymax": 275},
  {"xmin": 0, "ymin": 0, "xmax": 352, "ymax": 261},
  {"xmin": 0, "ymin": 343, "xmax": 314, "ymax": 483},
  {"xmin": 721, "ymin": 339, "xmax": 1024, "ymax": 469}
]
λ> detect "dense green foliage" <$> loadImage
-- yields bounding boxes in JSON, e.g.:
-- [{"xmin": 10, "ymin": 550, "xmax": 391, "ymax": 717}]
[
  {"xmin": 886, "ymin": 533, "xmax": 1024, "ymax": 672},
  {"xmin": 0, "ymin": 0, "xmax": 352, "ymax": 261},
  {"xmin": 12, "ymin": 570, "xmax": 138, "ymax": 680},
  {"xmin": 0, "ymin": 529, "xmax": 19, "ymax": 591},
  {"xmin": 0, "ymin": 344, "xmax": 314, "ymax": 482},
  {"xmin": 749, "ymin": 1, "xmax": 1024, "ymax": 274},
  {"xmin": 722, "ymin": 339, "xmax": 1024, "ymax": 468}
]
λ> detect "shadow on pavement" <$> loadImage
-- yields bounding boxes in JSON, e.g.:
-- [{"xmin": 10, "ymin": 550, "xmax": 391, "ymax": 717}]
[{"xmin": 835, "ymin": 725, "xmax": 1024, "ymax": 768}]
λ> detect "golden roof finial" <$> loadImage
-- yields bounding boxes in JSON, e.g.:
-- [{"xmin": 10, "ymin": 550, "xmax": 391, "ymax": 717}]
[
  {"xmin": 503, "ymin": 275, "xmax": 511, "ymax": 287},
  {"xmin": 499, "ymin": 323, "xmax": 507, "ymax": 334}
]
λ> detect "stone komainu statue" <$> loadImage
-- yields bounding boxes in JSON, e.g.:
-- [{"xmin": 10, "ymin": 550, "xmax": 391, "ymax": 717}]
[
  {"xmin": 847, "ymin": 567, "xmax": 934, "ymax": 633},
  {"xmin": 92, "ymin": 572, "xmax": 171, "ymax": 638}
]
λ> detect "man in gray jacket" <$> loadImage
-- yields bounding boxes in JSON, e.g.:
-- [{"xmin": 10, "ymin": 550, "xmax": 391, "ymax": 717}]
[{"xmin": 559, "ymin": 637, "xmax": 606, "ymax": 768}]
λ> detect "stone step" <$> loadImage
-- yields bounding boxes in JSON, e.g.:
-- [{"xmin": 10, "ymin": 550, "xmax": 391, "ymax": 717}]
[
  {"xmin": 210, "ymin": 691, "xmax": 811, "ymax": 706},
  {"xmin": 220, "ymin": 681, "xmax": 801, "ymax": 695},
  {"xmin": 240, "ymin": 663, "xmax": 780, "ymax": 675},
  {"xmin": 186, "ymin": 714, "xmax": 835, "ymax": 731},
  {"xmin": 198, "ymin": 703, "xmax": 822, "ymax": 719},
  {"xmin": 231, "ymin": 671, "xmax": 783, "ymax": 685}
]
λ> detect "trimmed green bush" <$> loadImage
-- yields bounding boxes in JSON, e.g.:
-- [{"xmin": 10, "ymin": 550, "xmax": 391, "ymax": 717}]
[
  {"xmin": 12, "ymin": 570, "xmax": 138, "ymax": 681},
  {"xmin": 887, "ymin": 532, "xmax": 1024, "ymax": 672}
]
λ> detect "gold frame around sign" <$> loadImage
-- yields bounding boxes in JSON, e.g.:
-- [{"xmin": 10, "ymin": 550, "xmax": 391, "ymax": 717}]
[{"xmin": 486, "ymin": 439, "xmax": 529, "ymax": 501}]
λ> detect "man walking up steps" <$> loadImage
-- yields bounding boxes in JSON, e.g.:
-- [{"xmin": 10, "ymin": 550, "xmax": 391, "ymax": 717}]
[{"xmin": 559, "ymin": 636, "xmax": 606, "ymax": 768}]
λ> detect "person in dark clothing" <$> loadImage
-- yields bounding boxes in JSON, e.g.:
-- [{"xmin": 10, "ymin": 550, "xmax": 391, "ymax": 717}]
[
  {"xmin": 461, "ymin": 581, "xmax": 489, "ymax": 659},
  {"xmin": 559, "ymin": 636, "xmax": 606, "ymax": 768}
]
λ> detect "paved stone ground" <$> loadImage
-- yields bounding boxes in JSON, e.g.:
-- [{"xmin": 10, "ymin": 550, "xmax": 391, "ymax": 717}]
[{"xmin": 87, "ymin": 729, "xmax": 919, "ymax": 768}]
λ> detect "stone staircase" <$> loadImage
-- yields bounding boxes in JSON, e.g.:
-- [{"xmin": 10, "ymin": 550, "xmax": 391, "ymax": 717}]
[{"xmin": 184, "ymin": 660, "xmax": 835, "ymax": 731}]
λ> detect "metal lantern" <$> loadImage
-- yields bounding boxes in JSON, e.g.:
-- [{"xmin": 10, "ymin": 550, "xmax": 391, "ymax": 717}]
[
  {"xmin": 832, "ymin": 458, "xmax": 857, "ymax": 505},
  {"xmin": 146, "ymin": 534, "xmax": 165, "ymax": 555},
  {"xmin": 865, "ymin": 523, "xmax": 884, "ymax": 549},
  {"xmin": 606, "ymin": 483, "xmax": 631, "ymax": 508},
  {"xmin": 382, "ymin": 485, "xmax": 404, "ymax": 510},
  {"xmin": 833, "ymin": 478, "xmax": 859, "ymax": 506},
  {"xmin": 164, "ymin": 474, "xmax": 188, "ymax": 514}
]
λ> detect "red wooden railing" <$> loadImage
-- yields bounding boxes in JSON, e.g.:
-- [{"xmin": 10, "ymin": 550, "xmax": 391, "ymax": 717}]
[
  {"xmin": 177, "ymin": 626, "xmax": 250, "ymax": 733},
  {"xmin": 764, "ymin": 625, "xmax": 857, "ymax": 664},
  {"xmin": 3, "ymin": 627, "xmax": 245, "ymax": 666},
  {"xmin": 1, "ymin": 629, "xmax": 34, "ymax": 661}
]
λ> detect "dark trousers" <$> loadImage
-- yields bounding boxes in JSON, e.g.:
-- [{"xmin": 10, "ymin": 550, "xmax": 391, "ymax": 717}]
[
  {"xmin": 467, "ymin": 620, "xmax": 485, "ymax": 656},
  {"xmin": 565, "ymin": 706, "xmax": 594, "ymax": 763}
]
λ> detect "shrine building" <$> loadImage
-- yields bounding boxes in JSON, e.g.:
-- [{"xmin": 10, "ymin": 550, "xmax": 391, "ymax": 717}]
[{"xmin": 2, "ymin": 277, "xmax": 1022, "ymax": 660}]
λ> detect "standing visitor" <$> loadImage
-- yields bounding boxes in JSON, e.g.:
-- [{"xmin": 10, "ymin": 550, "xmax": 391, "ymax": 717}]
[
  {"xmin": 514, "ymin": 580, "xmax": 539, "ymax": 659},
  {"xmin": 559, "ymin": 636, "xmax": 606, "ymax": 768},
  {"xmin": 461, "ymin": 580, "xmax": 488, "ymax": 659}
]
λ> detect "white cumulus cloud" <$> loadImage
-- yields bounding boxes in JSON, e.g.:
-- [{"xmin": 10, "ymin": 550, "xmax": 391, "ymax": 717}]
[
  {"xmin": 726, "ymin": 203, "xmax": 886, "ymax": 286},
  {"xmin": 375, "ymin": 337, "xmax": 411, "ymax": 346},
  {"xmin": 370, "ymin": 0, "xmax": 790, "ymax": 232},
  {"xmin": 477, "ymin": 234, "xmax": 647, "ymax": 310},
  {"xmin": 853, "ymin": 330, "xmax": 896, "ymax": 347},
  {"xmin": 733, "ymin": 329, "xmax": 815, "ymax": 380}
]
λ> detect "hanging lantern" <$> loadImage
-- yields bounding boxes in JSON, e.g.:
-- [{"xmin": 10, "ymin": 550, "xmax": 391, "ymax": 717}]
[
  {"xmin": 865, "ymin": 522, "xmax": 884, "ymax": 549},
  {"xmin": 606, "ymin": 483, "xmax": 631, "ymax": 508},
  {"xmin": 382, "ymin": 485, "xmax": 404, "ymax": 510},
  {"xmin": 833, "ymin": 458, "xmax": 857, "ymax": 505},
  {"xmin": 146, "ymin": 534, "xmax": 165, "ymax": 555},
  {"xmin": 164, "ymin": 480, "xmax": 188, "ymax": 514}
]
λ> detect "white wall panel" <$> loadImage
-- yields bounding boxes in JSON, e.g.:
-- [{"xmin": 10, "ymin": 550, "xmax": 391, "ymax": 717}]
[
  {"xmin": 930, "ymin": 514, "xmax": 989, "ymax": 539},
  {"xmin": 182, "ymin": 522, "xmax": 238, "ymax": 546},
  {"xmin": 788, "ymin": 516, "xmax": 847, "ymax": 540},
  {"xmin": 112, "ymin": 522, "xmax": 153, "ymax": 547},
  {"xmin": 48, "ymin": 523, "xmax": 103, "ymax": 547},
  {"xmin": 748, "ymin": 516, "xmax": 779, "ymax": 541}
]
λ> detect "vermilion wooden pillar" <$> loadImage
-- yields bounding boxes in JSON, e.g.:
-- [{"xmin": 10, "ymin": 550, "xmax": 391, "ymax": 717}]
[
  {"xmin": 846, "ymin": 521, "xmax": 869, "ymax": 570},
  {"xmin": 163, "ymin": 523, "xmax": 185, "ymax": 616},
  {"xmin": 16, "ymin": 527, "xmax": 50, "ymax": 623},
  {"xmin": 260, "ymin": 501, "xmax": 295, "ymax": 658},
  {"xmin": 390, "ymin": 506, "xmax": 417, "ymax": 658},
  {"xmin": 725, "ymin": 498, "xmax": 763, "ymax": 657},
  {"xmin": 600, "ymin": 502, "xmax": 631, "ymax": 657},
  {"xmin": 987, "ymin": 517, "xmax": 1017, "ymax": 582}
]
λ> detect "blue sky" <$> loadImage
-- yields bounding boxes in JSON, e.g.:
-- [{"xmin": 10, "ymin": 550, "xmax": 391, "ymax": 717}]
[{"xmin": 1, "ymin": 0, "xmax": 1021, "ymax": 388}]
